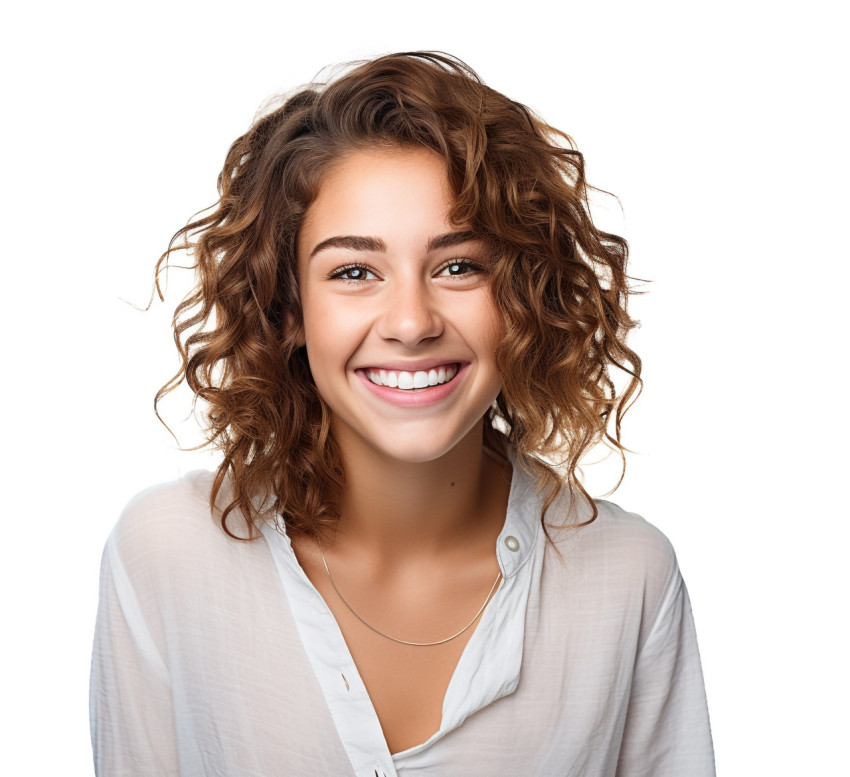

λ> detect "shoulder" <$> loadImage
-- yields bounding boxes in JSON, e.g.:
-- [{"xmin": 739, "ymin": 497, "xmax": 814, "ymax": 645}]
[
  {"xmin": 106, "ymin": 471, "xmax": 260, "ymax": 590},
  {"xmin": 545, "ymin": 496, "xmax": 682, "ymax": 623},
  {"xmin": 111, "ymin": 470, "xmax": 219, "ymax": 550},
  {"xmin": 547, "ymin": 493, "xmax": 677, "ymax": 569},
  {"xmin": 588, "ymin": 499, "xmax": 677, "ymax": 573}
]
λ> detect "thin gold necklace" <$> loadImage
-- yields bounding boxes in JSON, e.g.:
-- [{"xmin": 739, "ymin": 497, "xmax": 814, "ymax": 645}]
[{"xmin": 318, "ymin": 542, "xmax": 503, "ymax": 647}]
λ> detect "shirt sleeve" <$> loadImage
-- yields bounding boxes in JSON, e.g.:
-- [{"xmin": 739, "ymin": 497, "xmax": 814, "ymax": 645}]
[
  {"xmin": 90, "ymin": 535, "xmax": 179, "ymax": 776},
  {"xmin": 615, "ymin": 564, "xmax": 716, "ymax": 777}
]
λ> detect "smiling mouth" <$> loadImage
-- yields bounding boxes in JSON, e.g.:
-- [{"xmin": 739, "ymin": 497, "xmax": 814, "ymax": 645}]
[{"xmin": 364, "ymin": 364, "xmax": 459, "ymax": 391}]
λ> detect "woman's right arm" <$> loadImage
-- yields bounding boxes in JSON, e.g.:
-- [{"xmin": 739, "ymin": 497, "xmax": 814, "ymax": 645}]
[{"xmin": 90, "ymin": 534, "xmax": 179, "ymax": 776}]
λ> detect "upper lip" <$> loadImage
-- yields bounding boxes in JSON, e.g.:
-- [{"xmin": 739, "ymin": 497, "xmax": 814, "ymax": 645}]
[{"xmin": 355, "ymin": 359, "xmax": 465, "ymax": 372}]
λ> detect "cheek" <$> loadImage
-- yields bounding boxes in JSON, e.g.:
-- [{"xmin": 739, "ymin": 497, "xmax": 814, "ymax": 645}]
[
  {"xmin": 454, "ymin": 293, "xmax": 502, "ymax": 391},
  {"xmin": 307, "ymin": 297, "xmax": 363, "ymax": 341},
  {"xmin": 473, "ymin": 295, "xmax": 503, "ymax": 357},
  {"xmin": 301, "ymin": 297, "xmax": 365, "ymax": 384}
]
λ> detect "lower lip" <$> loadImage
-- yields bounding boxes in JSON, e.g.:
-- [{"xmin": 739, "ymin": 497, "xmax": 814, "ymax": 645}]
[{"xmin": 355, "ymin": 364, "xmax": 468, "ymax": 408}]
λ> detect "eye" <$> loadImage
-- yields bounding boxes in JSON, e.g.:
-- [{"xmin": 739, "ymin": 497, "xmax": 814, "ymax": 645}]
[
  {"xmin": 328, "ymin": 263, "xmax": 377, "ymax": 283},
  {"xmin": 436, "ymin": 259, "xmax": 482, "ymax": 278}
]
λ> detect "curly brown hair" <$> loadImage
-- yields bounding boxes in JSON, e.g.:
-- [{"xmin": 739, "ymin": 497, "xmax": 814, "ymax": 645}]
[{"xmin": 155, "ymin": 51, "xmax": 641, "ymax": 540}]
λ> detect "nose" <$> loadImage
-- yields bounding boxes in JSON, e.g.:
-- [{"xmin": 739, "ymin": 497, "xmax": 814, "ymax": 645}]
[{"xmin": 375, "ymin": 276, "xmax": 443, "ymax": 347}]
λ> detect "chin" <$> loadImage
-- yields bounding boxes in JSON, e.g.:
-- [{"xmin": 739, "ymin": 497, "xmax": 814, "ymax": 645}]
[
  {"xmin": 372, "ymin": 439, "xmax": 458, "ymax": 465},
  {"xmin": 366, "ymin": 422, "xmax": 483, "ymax": 465}
]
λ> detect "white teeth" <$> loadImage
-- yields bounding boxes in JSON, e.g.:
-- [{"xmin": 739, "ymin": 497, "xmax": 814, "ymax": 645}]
[{"xmin": 366, "ymin": 364, "xmax": 458, "ymax": 390}]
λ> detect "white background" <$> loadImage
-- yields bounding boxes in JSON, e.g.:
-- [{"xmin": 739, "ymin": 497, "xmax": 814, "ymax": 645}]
[{"xmin": 2, "ymin": 0, "xmax": 847, "ymax": 773}]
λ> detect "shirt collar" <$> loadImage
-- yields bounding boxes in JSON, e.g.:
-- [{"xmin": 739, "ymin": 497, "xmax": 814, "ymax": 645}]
[{"xmin": 495, "ymin": 446, "xmax": 543, "ymax": 580}]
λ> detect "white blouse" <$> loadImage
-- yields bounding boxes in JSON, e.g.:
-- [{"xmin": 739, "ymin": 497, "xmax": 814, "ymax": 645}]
[{"xmin": 90, "ymin": 464, "xmax": 715, "ymax": 776}]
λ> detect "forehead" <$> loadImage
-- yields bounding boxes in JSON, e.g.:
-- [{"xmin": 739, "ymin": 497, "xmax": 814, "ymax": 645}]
[{"xmin": 298, "ymin": 147, "xmax": 454, "ymax": 256}]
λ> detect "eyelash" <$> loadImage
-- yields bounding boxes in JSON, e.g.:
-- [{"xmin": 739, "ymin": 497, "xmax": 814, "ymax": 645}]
[
  {"xmin": 438, "ymin": 259, "xmax": 483, "ymax": 278},
  {"xmin": 328, "ymin": 259, "xmax": 483, "ymax": 284},
  {"xmin": 328, "ymin": 263, "xmax": 376, "ymax": 283}
]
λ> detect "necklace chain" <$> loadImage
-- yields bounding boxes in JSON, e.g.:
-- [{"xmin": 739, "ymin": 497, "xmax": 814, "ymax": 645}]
[{"xmin": 318, "ymin": 542, "xmax": 503, "ymax": 647}]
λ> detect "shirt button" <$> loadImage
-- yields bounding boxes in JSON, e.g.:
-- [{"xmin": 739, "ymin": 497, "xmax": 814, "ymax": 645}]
[{"xmin": 504, "ymin": 535, "xmax": 520, "ymax": 552}]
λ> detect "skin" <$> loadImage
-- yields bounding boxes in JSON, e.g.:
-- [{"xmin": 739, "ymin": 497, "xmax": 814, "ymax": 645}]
[{"xmin": 292, "ymin": 147, "xmax": 513, "ymax": 753}]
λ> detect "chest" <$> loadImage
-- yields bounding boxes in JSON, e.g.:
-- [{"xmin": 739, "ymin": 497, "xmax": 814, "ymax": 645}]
[
  {"xmin": 292, "ymin": 544, "xmax": 499, "ymax": 754},
  {"xmin": 339, "ymin": 626, "xmax": 473, "ymax": 754},
  {"xmin": 321, "ymin": 575, "xmax": 498, "ymax": 754}
]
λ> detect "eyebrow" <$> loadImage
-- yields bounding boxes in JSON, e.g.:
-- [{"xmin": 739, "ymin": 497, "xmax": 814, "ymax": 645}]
[
  {"xmin": 309, "ymin": 235, "xmax": 386, "ymax": 258},
  {"xmin": 309, "ymin": 230, "xmax": 477, "ymax": 259}
]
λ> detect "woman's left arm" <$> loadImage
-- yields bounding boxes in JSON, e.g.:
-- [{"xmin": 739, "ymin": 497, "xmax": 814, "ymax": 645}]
[{"xmin": 616, "ymin": 563, "xmax": 715, "ymax": 777}]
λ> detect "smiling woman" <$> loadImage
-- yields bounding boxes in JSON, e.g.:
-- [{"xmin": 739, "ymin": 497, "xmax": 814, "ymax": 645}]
[
  {"xmin": 297, "ymin": 149, "xmax": 502, "ymax": 462},
  {"xmin": 90, "ymin": 52, "xmax": 715, "ymax": 775}
]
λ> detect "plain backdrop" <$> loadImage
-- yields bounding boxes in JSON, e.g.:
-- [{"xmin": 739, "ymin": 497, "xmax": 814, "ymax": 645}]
[{"xmin": 2, "ymin": 1, "xmax": 847, "ymax": 774}]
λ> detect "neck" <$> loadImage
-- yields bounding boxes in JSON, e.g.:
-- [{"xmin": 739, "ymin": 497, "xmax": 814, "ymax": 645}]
[{"xmin": 328, "ymin": 421, "xmax": 509, "ymax": 563}]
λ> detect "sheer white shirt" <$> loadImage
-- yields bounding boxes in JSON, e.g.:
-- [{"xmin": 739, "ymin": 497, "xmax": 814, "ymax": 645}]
[{"xmin": 90, "ymin": 464, "xmax": 715, "ymax": 776}]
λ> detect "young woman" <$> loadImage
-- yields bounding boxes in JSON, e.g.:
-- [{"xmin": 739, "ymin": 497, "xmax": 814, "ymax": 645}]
[{"xmin": 90, "ymin": 52, "xmax": 715, "ymax": 776}]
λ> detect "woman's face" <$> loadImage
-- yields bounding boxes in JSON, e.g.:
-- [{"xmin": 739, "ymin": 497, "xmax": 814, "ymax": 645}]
[{"xmin": 296, "ymin": 147, "xmax": 502, "ymax": 465}]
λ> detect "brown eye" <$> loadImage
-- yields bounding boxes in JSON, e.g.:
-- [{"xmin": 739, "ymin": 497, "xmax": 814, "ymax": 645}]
[
  {"xmin": 437, "ymin": 260, "xmax": 480, "ymax": 277},
  {"xmin": 329, "ymin": 264, "xmax": 376, "ymax": 282}
]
